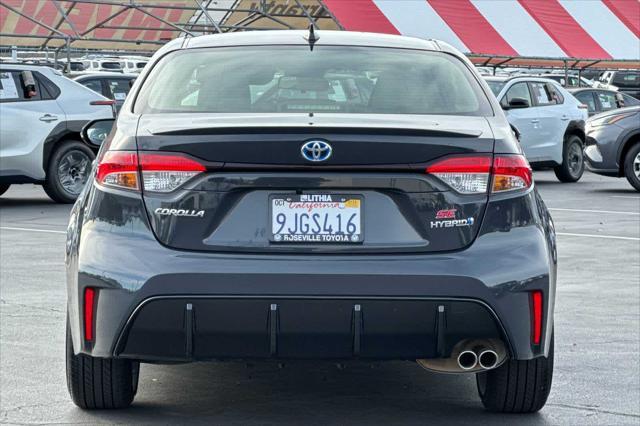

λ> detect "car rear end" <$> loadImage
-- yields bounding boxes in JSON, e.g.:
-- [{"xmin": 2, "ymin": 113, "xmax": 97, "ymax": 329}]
[{"xmin": 66, "ymin": 32, "xmax": 556, "ymax": 411}]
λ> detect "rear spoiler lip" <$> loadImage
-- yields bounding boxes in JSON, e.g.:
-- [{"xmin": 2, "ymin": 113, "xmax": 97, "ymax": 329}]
[{"xmin": 149, "ymin": 125, "xmax": 484, "ymax": 138}]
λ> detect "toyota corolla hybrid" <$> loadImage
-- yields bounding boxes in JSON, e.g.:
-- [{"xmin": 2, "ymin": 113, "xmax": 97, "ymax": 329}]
[{"xmin": 66, "ymin": 30, "xmax": 557, "ymax": 413}]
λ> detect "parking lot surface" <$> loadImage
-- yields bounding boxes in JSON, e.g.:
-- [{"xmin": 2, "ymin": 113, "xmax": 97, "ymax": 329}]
[{"xmin": 1, "ymin": 170, "xmax": 638, "ymax": 425}]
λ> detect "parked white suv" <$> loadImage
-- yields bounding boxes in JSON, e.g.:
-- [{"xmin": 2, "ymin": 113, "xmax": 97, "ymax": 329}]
[
  {"xmin": 485, "ymin": 76, "xmax": 589, "ymax": 182},
  {"xmin": 0, "ymin": 64, "xmax": 114, "ymax": 202}
]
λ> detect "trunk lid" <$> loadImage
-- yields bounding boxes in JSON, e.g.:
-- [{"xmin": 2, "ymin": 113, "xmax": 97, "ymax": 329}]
[{"xmin": 137, "ymin": 113, "xmax": 495, "ymax": 253}]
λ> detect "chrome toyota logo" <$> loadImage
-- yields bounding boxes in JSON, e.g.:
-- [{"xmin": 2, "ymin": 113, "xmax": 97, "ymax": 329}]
[{"xmin": 301, "ymin": 140, "xmax": 332, "ymax": 162}]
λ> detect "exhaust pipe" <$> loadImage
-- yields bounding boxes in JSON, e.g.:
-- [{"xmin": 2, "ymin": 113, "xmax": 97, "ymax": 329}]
[
  {"xmin": 478, "ymin": 349, "xmax": 499, "ymax": 369},
  {"xmin": 417, "ymin": 338, "xmax": 507, "ymax": 374},
  {"xmin": 457, "ymin": 350, "xmax": 478, "ymax": 370}
]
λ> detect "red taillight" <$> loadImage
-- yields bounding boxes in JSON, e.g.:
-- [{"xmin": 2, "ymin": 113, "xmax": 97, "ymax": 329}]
[
  {"xmin": 531, "ymin": 290, "xmax": 543, "ymax": 345},
  {"xmin": 84, "ymin": 287, "xmax": 95, "ymax": 342},
  {"xmin": 426, "ymin": 155, "xmax": 492, "ymax": 194},
  {"xmin": 95, "ymin": 151, "xmax": 206, "ymax": 192},
  {"xmin": 426, "ymin": 154, "xmax": 532, "ymax": 194},
  {"xmin": 90, "ymin": 100, "xmax": 116, "ymax": 106},
  {"xmin": 96, "ymin": 151, "xmax": 139, "ymax": 190},
  {"xmin": 492, "ymin": 155, "xmax": 533, "ymax": 192}
]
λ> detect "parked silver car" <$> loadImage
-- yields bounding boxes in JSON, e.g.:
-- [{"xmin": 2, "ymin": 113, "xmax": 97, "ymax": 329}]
[{"xmin": 0, "ymin": 64, "xmax": 114, "ymax": 202}]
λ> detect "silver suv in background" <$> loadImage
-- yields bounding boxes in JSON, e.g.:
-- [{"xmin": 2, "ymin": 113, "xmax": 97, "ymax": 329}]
[
  {"xmin": 0, "ymin": 64, "xmax": 115, "ymax": 202},
  {"xmin": 485, "ymin": 76, "xmax": 588, "ymax": 182}
]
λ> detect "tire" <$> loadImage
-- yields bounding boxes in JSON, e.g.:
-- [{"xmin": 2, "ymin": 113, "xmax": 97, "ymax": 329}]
[
  {"xmin": 66, "ymin": 319, "xmax": 138, "ymax": 409},
  {"xmin": 623, "ymin": 143, "xmax": 640, "ymax": 192},
  {"xmin": 0, "ymin": 183, "xmax": 10, "ymax": 197},
  {"xmin": 43, "ymin": 140, "xmax": 95, "ymax": 204},
  {"xmin": 476, "ymin": 334, "xmax": 554, "ymax": 413},
  {"xmin": 554, "ymin": 135, "xmax": 585, "ymax": 182}
]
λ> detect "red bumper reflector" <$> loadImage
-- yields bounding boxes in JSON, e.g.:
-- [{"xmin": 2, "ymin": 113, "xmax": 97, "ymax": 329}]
[
  {"xmin": 532, "ymin": 290, "xmax": 543, "ymax": 345},
  {"xmin": 84, "ymin": 288, "xmax": 95, "ymax": 342}
]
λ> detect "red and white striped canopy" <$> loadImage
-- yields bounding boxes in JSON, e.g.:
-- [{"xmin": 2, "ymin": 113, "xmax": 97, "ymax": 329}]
[{"xmin": 323, "ymin": 0, "xmax": 640, "ymax": 60}]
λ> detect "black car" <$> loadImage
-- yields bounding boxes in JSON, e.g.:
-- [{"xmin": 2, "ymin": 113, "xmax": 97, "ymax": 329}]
[
  {"xmin": 584, "ymin": 106, "xmax": 640, "ymax": 191},
  {"xmin": 73, "ymin": 72, "xmax": 136, "ymax": 112},
  {"xmin": 570, "ymin": 88, "xmax": 640, "ymax": 116},
  {"xmin": 67, "ymin": 30, "xmax": 557, "ymax": 413}
]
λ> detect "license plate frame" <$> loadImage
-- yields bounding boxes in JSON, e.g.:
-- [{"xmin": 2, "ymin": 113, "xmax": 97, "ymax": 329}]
[{"xmin": 268, "ymin": 193, "xmax": 364, "ymax": 244}]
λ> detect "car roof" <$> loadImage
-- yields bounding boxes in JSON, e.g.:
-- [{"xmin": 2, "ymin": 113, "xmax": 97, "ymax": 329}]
[
  {"xmin": 73, "ymin": 72, "xmax": 137, "ymax": 79},
  {"xmin": 0, "ymin": 63, "xmax": 61, "ymax": 72},
  {"xmin": 569, "ymin": 87, "xmax": 615, "ymax": 94},
  {"xmin": 182, "ymin": 30, "xmax": 447, "ymax": 53},
  {"xmin": 483, "ymin": 75, "xmax": 560, "ymax": 84}
]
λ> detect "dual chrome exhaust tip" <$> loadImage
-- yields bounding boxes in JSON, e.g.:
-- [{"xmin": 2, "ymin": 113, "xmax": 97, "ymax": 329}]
[
  {"xmin": 417, "ymin": 339, "xmax": 505, "ymax": 374},
  {"xmin": 457, "ymin": 348, "xmax": 500, "ymax": 370}
]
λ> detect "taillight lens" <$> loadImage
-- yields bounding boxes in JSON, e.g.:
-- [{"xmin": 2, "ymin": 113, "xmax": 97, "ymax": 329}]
[
  {"xmin": 139, "ymin": 153, "xmax": 206, "ymax": 192},
  {"xmin": 426, "ymin": 155, "xmax": 491, "ymax": 194},
  {"xmin": 492, "ymin": 155, "xmax": 532, "ymax": 192},
  {"xmin": 96, "ymin": 151, "xmax": 139, "ymax": 190},
  {"xmin": 426, "ymin": 154, "xmax": 532, "ymax": 194},
  {"xmin": 96, "ymin": 151, "xmax": 206, "ymax": 192}
]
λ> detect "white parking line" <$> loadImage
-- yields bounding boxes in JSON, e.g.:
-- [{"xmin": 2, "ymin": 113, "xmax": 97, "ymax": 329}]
[
  {"xmin": 557, "ymin": 232, "xmax": 640, "ymax": 241},
  {"xmin": 611, "ymin": 195, "xmax": 640, "ymax": 200},
  {"xmin": 0, "ymin": 226, "xmax": 66, "ymax": 235},
  {"xmin": 548, "ymin": 208, "xmax": 639, "ymax": 216}
]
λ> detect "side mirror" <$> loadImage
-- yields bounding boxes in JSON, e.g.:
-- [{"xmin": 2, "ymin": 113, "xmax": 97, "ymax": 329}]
[
  {"xmin": 503, "ymin": 97, "xmax": 530, "ymax": 110},
  {"xmin": 20, "ymin": 71, "xmax": 37, "ymax": 98},
  {"xmin": 615, "ymin": 93, "xmax": 625, "ymax": 108},
  {"xmin": 81, "ymin": 119, "xmax": 115, "ymax": 148}
]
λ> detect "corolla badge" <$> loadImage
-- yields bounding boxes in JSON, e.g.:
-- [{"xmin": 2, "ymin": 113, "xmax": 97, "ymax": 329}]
[
  {"xmin": 301, "ymin": 140, "xmax": 332, "ymax": 162},
  {"xmin": 155, "ymin": 208, "xmax": 205, "ymax": 218}
]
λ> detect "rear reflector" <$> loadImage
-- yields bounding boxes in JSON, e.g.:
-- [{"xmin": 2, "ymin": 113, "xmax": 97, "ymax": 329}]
[
  {"xmin": 426, "ymin": 154, "xmax": 532, "ymax": 194},
  {"xmin": 531, "ymin": 290, "xmax": 543, "ymax": 345},
  {"xmin": 96, "ymin": 151, "xmax": 206, "ymax": 192},
  {"xmin": 84, "ymin": 287, "xmax": 95, "ymax": 342}
]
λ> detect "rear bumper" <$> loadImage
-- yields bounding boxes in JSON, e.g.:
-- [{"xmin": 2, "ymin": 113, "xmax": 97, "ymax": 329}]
[
  {"xmin": 67, "ymin": 188, "xmax": 556, "ymax": 363},
  {"xmin": 116, "ymin": 296, "xmax": 504, "ymax": 361}
]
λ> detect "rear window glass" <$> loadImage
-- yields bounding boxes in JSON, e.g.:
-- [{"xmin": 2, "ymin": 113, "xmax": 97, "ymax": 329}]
[
  {"xmin": 486, "ymin": 80, "xmax": 505, "ymax": 96},
  {"xmin": 102, "ymin": 62, "xmax": 121, "ymax": 70},
  {"xmin": 135, "ymin": 46, "xmax": 491, "ymax": 116}
]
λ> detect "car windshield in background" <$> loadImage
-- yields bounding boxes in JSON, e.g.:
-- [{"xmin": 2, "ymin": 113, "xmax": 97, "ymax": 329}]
[
  {"xmin": 135, "ymin": 46, "xmax": 491, "ymax": 116},
  {"xmin": 486, "ymin": 80, "xmax": 505, "ymax": 96},
  {"xmin": 102, "ymin": 62, "xmax": 121, "ymax": 70}
]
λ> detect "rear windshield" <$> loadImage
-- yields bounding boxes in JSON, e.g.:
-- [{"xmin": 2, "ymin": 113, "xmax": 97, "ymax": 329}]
[
  {"xmin": 134, "ymin": 46, "xmax": 492, "ymax": 116},
  {"xmin": 485, "ymin": 80, "xmax": 505, "ymax": 96}
]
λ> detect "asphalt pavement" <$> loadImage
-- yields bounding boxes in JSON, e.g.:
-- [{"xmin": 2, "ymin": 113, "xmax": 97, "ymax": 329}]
[{"xmin": 1, "ymin": 170, "xmax": 639, "ymax": 425}]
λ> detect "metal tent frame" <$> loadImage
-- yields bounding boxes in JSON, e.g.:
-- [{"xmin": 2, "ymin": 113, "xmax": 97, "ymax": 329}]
[{"xmin": 1, "ymin": 0, "xmax": 637, "ymax": 73}]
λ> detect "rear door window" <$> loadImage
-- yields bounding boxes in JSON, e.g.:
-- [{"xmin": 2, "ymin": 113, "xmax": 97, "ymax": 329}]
[
  {"xmin": 596, "ymin": 91, "xmax": 618, "ymax": 111},
  {"xmin": 81, "ymin": 79, "xmax": 104, "ymax": 96},
  {"xmin": 0, "ymin": 71, "xmax": 21, "ymax": 101},
  {"xmin": 107, "ymin": 78, "xmax": 132, "ymax": 101},
  {"xmin": 0, "ymin": 70, "xmax": 42, "ymax": 102},
  {"xmin": 530, "ymin": 82, "xmax": 556, "ymax": 106}
]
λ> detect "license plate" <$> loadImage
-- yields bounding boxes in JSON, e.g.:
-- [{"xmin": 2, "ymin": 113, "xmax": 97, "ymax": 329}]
[{"xmin": 270, "ymin": 194, "xmax": 363, "ymax": 243}]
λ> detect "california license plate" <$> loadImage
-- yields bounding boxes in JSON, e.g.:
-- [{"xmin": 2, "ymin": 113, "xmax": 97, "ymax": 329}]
[{"xmin": 270, "ymin": 194, "xmax": 363, "ymax": 243}]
